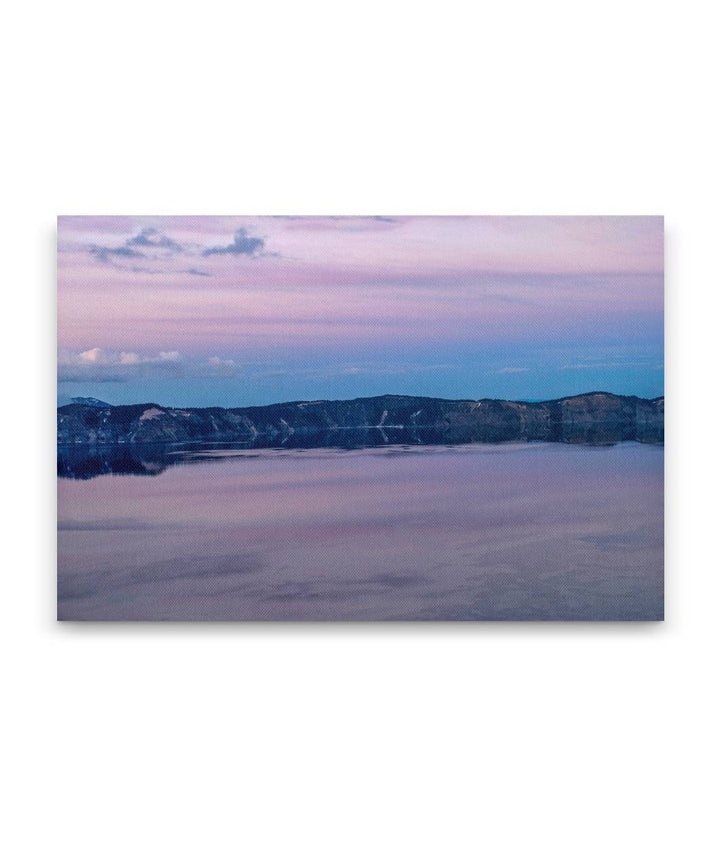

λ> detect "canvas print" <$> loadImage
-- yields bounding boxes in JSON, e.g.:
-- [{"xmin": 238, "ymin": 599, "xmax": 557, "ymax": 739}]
[{"xmin": 57, "ymin": 216, "xmax": 664, "ymax": 620}]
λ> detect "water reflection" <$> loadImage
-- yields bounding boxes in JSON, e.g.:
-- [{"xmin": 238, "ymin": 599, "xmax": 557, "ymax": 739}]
[
  {"xmin": 58, "ymin": 421, "xmax": 663, "ymax": 480},
  {"xmin": 57, "ymin": 441, "xmax": 664, "ymax": 620}
]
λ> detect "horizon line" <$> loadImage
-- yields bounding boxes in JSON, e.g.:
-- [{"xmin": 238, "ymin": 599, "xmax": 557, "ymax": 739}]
[{"xmin": 58, "ymin": 389, "xmax": 665, "ymax": 411}]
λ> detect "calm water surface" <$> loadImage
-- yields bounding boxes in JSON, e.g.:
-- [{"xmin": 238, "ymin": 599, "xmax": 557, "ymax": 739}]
[{"xmin": 57, "ymin": 441, "xmax": 663, "ymax": 620}]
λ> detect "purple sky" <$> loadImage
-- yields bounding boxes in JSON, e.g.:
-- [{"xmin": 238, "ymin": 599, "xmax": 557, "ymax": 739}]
[{"xmin": 57, "ymin": 216, "xmax": 664, "ymax": 406}]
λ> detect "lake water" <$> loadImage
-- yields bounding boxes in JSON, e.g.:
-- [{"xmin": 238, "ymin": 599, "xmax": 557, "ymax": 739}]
[{"xmin": 57, "ymin": 441, "xmax": 663, "ymax": 620}]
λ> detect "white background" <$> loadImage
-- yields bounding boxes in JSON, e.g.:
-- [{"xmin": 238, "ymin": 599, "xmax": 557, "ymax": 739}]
[{"xmin": 2, "ymin": 2, "xmax": 718, "ymax": 854}]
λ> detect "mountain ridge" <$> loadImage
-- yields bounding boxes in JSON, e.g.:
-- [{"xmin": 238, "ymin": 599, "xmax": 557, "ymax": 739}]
[{"xmin": 58, "ymin": 391, "xmax": 664, "ymax": 446}]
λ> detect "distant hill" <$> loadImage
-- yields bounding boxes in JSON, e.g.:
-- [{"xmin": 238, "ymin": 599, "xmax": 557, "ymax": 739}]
[
  {"xmin": 70, "ymin": 397, "xmax": 111, "ymax": 408},
  {"xmin": 57, "ymin": 392, "xmax": 664, "ymax": 446}
]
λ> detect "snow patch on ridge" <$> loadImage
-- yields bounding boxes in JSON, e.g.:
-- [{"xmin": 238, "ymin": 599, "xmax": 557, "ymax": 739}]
[{"xmin": 139, "ymin": 407, "xmax": 165, "ymax": 421}]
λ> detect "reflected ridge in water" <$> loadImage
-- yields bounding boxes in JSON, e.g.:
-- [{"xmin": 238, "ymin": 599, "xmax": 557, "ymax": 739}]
[{"xmin": 58, "ymin": 422, "xmax": 663, "ymax": 480}]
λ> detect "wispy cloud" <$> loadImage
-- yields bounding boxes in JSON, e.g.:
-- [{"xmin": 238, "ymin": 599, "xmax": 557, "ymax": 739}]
[
  {"xmin": 57, "ymin": 348, "xmax": 242, "ymax": 383},
  {"xmin": 202, "ymin": 228, "xmax": 265, "ymax": 257},
  {"xmin": 206, "ymin": 356, "xmax": 241, "ymax": 378},
  {"xmin": 88, "ymin": 228, "xmax": 184, "ymax": 266},
  {"xmin": 85, "ymin": 226, "xmax": 273, "ymax": 274},
  {"xmin": 74, "ymin": 347, "xmax": 180, "ymax": 366},
  {"xmin": 88, "ymin": 244, "xmax": 145, "ymax": 264},
  {"xmin": 126, "ymin": 228, "xmax": 183, "ymax": 253},
  {"xmin": 58, "ymin": 348, "xmax": 183, "ymax": 382},
  {"xmin": 496, "ymin": 366, "xmax": 528, "ymax": 374},
  {"xmin": 559, "ymin": 361, "xmax": 651, "ymax": 370},
  {"xmin": 276, "ymin": 216, "xmax": 404, "ymax": 233},
  {"xmin": 256, "ymin": 362, "xmax": 456, "ymax": 379}
]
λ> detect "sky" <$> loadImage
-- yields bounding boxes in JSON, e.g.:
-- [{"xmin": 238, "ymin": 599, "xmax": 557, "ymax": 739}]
[{"xmin": 57, "ymin": 216, "xmax": 664, "ymax": 407}]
